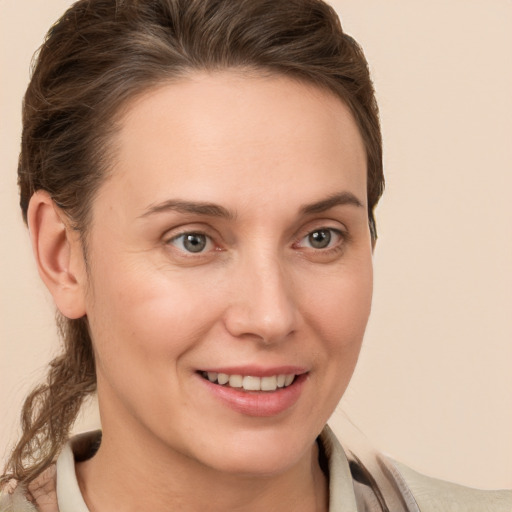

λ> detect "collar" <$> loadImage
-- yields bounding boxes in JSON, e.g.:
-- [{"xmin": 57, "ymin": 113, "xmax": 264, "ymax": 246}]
[
  {"xmin": 55, "ymin": 436, "xmax": 90, "ymax": 512},
  {"xmin": 319, "ymin": 425, "xmax": 359, "ymax": 511}
]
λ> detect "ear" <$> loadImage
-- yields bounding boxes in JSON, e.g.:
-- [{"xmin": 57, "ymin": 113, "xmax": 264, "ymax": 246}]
[{"xmin": 27, "ymin": 190, "xmax": 87, "ymax": 319}]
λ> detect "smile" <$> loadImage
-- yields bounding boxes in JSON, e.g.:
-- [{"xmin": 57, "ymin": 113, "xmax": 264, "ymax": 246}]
[{"xmin": 201, "ymin": 372, "xmax": 296, "ymax": 392}]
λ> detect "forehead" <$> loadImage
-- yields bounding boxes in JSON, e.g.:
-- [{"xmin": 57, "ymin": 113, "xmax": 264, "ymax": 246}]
[{"xmin": 97, "ymin": 70, "xmax": 367, "ymax": 219}]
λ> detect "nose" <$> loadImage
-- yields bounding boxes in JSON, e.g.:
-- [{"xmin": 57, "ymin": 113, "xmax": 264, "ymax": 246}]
[{"xmin": 223, "ymin": 251, "xmax": 298, "ymax": 345}]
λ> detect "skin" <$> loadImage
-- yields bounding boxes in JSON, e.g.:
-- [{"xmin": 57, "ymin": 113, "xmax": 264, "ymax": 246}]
[{"xmin": 29, "ymin": 71, "xmax": 373, "ymax": 511}]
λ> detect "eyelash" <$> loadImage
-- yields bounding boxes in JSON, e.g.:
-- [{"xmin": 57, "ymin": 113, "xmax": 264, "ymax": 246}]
[{"xmin": 166, "ymin": 226, "xmax": 348, "ymax": 257}]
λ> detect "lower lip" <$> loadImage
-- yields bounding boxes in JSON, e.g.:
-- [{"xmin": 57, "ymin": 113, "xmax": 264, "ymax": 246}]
[{"xmin": 199, "ymin": 374, "xmax": 307, "ymax": 417}]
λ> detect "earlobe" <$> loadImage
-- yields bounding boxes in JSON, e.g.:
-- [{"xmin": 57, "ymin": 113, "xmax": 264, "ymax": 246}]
[{"xmin": 27, "ymin": 190, "xmax": 87, "ymax": 319}]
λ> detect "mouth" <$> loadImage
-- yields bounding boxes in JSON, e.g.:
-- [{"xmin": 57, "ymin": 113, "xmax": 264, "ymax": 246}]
[
  {"xmin": 197, "ymin": 368, "xmax": 307, "ymax": 416},
  {"xmin": 199, "ymin": 371, "xmax": 296, "ymax": 392}
]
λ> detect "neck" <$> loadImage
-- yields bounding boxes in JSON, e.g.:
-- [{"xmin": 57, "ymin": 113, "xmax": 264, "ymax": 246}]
[{"xmin": 76, "ymin": 422, "xmax": 328, "ymax": 512}]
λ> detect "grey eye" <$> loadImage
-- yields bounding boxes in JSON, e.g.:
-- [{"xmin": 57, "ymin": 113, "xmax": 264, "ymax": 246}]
[
  {"xmin": 170, "ymin": 233, "xmax": 210, "ymax": 253},
  {"xmin": 307, "ymin": 229, "xmax": 332, "ymax": 249},
  {"xmin": 183, "ymin": 233, "xmax": 207, "ymax": 252}
]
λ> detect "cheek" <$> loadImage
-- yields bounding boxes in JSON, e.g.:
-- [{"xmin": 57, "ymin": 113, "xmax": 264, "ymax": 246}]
[
  {"xmin": 305, "ymin": 257, "xmax": 373, "ymax": 348},
  {"xmin": 85, "ymin": 261, "xmax": 223, "ymax": 372},
  {"xmin": 297, "ymin": 256, "xmax": 373, "ymax": 427}
]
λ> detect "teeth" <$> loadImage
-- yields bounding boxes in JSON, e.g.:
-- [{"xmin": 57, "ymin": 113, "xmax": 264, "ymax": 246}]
[
  {"xmin": 203, "ymin": 372, "xmax": 296, "ymax": 391},
  {"xmin": 261, "ymin": 376, "xmax": 277, "ymax": 391},
  {"xmin": 228, "ymin": 375, "xmax": 243, "ymax": 388},
  {"xmin": 243, "ymin": 376, "xmax": 261, "ymax": 391},
  {"xmin": 217, "ymin": 373, "xmax": 229, "ymax": 385}
]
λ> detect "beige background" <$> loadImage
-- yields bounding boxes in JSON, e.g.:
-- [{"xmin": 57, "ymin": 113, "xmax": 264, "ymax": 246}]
[{"xmin": 1, "ymin": 0, "xmax": 511, "ymax": 490}]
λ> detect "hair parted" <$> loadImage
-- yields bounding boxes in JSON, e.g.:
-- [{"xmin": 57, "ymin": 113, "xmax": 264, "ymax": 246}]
[{"xmin": 3, "ymin": 0, "xmax": 383, "ymax": 485}]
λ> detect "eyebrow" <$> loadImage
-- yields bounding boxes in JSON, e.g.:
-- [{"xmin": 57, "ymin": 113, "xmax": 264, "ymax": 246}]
[
  {"xmin": 299, "ymin": 192, "xmax": 364, "ymax": 215},
  {"xmin": 139, "ymin": 199, "xmax": 236, "ymax": 220},
  {"xmin": 139, "ymin": 191, "xmax": 363, "ymax": 220}
]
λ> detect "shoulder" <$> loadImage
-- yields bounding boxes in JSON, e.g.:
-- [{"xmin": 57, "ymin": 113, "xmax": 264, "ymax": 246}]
[
  {"xmin": 0, "ymin": 464, "xmax": 58, "ymax": 512},
  {"xmin": 322, "ymin": 423, "xmax": 512, "ymax": 512},
  {"xmin": 0, "ymin": 431, "xmax": 100, "ymax": 512},
  {"xmin": 389, "ymin": 459, "xmax": 512, "ymax": 512},
  {"xmin": 0, "ymin": 483, "xmax": 38, "ymax": 512}
]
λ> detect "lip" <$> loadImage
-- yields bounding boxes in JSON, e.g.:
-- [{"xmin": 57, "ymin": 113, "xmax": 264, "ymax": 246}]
[
  {"xmin": 198, "ymin": 365, "xmax": 307, "ymax": 377},
  {"xmin": 197, "ymin": 369, "xmax": 308, "ymax": 417}
]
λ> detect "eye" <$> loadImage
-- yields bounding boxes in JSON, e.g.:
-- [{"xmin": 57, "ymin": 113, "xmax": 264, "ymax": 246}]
[
  {"xmin": 307, "ymin": 229, "xmax": 332, "ymax": 249},
  {"xmin": 297, "ymin": 228, "xmax": 344, "ymax": 250},
  {"xmin": 168, "ymin": 232, "xmax": 213, "ymax": 253}
]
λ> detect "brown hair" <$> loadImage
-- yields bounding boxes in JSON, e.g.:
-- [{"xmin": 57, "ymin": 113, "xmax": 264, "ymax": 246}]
[{"xmin": 3, "ymin": 0, "xmax": 383, "ymax": 485}]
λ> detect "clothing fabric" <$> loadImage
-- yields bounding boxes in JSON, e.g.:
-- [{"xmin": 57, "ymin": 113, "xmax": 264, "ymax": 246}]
[{"xmin": 1, "ymin": 426, "xmax": 511, "ymax": 511}]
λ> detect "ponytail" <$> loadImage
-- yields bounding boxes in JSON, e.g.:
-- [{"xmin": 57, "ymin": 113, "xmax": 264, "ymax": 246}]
[{"xmin": 1, "ymin": 316, "xmax": 95, "ymax": 486}]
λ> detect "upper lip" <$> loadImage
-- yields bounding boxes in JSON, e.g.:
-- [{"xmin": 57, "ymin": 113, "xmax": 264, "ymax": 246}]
[{"xmin": 197, "ymin": 365, "xmax": 307, "ymax": 377}]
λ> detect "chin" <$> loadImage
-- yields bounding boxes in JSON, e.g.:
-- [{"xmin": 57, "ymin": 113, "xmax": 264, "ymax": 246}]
[
  {"xmin": 185, "ymin": 427, "xmax": 318, "ymax": 477},
  {"xmin": 205, "ymin": 447, "xmax": 307, "ymax": 477}
]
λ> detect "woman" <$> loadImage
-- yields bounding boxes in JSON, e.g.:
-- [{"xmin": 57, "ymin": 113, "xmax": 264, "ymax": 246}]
[{"xmin": 1, "ymin": 1, "xmax": 510, "ymax": 511}]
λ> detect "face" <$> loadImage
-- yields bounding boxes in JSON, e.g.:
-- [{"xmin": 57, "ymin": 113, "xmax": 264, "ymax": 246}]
[{"xmin": 81, "ymin": 71, "xmax": 373, "ymax": 476}]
